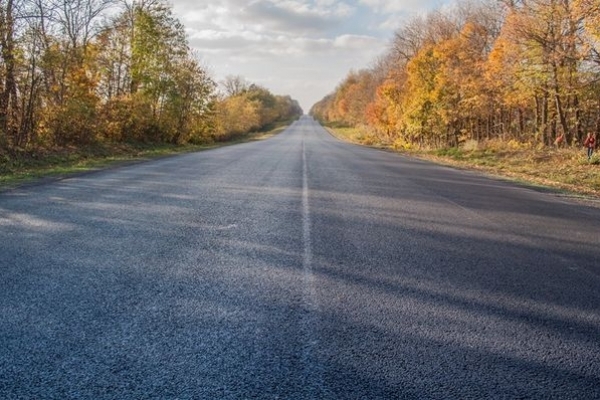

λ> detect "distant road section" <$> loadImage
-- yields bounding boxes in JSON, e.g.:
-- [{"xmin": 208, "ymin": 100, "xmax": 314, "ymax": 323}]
[{"xmin": 1, "ymin": 116, "xmax": 599, "ymax": 399}]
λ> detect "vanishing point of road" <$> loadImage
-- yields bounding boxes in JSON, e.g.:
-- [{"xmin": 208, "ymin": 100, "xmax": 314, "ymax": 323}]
[{"xmin": 1, "ymin": 116, "xmax": 599, "ymax": 399}]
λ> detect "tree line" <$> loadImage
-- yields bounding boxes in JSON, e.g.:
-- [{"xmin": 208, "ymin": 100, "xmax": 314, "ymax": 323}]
[
  {"xmin": 0, "ymin": 0, "xmax": 302, "ymax": 153},
  {"xmin": 310, "ymin": 0, "xmax": 600, "ymax": 149}
]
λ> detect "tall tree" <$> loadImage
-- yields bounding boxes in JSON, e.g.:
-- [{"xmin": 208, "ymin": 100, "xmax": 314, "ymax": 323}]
[
  {"xmin": 221, "ymin": 75, "xmax": 249, "ymax": 97},
  {"xmin": 0, "ymin": 0, "xmax": 19, "ymax": 144}
]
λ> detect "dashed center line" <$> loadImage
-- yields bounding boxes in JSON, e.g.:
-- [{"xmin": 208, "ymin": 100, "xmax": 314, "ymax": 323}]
[{"xmin": 301, "ymin": 134, "xmax": 324, "ymax": 397}]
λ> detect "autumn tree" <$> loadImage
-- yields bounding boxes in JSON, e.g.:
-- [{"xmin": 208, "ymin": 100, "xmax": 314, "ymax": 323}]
[
  {"xmin": 312, "ymin": 0, "xmax": 600, "ymax": 149},
  {"xmin": 502, "ymin": 0, "xmax": 590, "ymax": 144},
  {"xmin": 214, "ymin": 80, "xmax": 302, "ymax": 140},
  {"xmin": 573, "ymin": 0, "xmax": 600, "ymax": 135},
  {"xmin": 222, "ymin": 75, "xmax": 249, "ymax": 97},
  {"xmin": 0, "ymin": 0, "xmax": 21, "ymax": 146},
  {"xmin": 93, "ymin": 0, "xmax": 217, "ymax": 143},
  {"xmin": 0, "ymin": 0, "xmax": 300, "ymax": 157}
]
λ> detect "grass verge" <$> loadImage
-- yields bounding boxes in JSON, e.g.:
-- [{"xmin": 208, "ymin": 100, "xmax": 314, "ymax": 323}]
[
  {"xmin": 0, "ymin": 124, "xmax": 288, "ymax": 191},
  {"xmin": 327, "ymin": 126, "xmax": 600, "ymax": 199}
]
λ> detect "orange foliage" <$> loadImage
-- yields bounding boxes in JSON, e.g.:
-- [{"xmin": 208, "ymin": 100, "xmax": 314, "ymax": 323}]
[{"xmin": 311, "ymin": 0, "xmax": 600, "ymax": 148}]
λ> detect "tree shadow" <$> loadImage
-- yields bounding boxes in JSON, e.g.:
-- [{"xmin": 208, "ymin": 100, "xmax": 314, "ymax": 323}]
[{"xmin": 1, "ymin": 138, "xmax": 600, "ymax": 398}]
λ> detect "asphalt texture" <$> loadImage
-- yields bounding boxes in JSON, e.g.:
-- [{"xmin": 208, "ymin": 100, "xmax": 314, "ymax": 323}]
[{"xmin": 1, "ymin": 116, "xmax": 600, "ymax": 399}]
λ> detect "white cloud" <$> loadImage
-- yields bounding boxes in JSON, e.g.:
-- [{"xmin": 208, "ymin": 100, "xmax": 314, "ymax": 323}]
[
  {"xmin": 358, "ymin": 0, "xmax": 443, "ymax": 14},
  {"xmin": 171, "ymin": 0, "xmax": 452, "ymax": 111},
  {"xmin": 333, "ymin": 34, "xmax": 382, "ymax": 49}
]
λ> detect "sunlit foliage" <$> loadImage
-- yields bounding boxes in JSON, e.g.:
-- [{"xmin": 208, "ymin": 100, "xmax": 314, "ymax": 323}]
[
  {"xmin": 310, "ymin": 0, "xmax": 600, "ymax": 149},
  {"xmin": 0, "ymin": 0, "xmax": 301, "ymax": 154}
]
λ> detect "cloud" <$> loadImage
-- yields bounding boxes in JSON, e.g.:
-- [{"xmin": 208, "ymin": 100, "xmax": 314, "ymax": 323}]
[
  {"xmin": 188, "ymin": 29, "xmax": 384, "ymax": 57},
  {"xmin": 358, "ymin": 0, "xmax": 443, "ymax": 14},
  {"xmin": 172, "ymin": 0, "xmax": 452, "ymax": 111},
  {"xmin": 333, "ymin": 34, "xmax": 382, "ymax": 49},
  {"xmin": 177, "ymin": 0, "xmax": 356, "ymax": 37},
  {"xmin": 240, "ymin": 0, "xmax": 354, "ymax": 34}
]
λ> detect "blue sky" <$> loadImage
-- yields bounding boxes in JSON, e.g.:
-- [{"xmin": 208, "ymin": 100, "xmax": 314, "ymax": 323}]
[{"xmin": 171, "ymin": 0, "xmax": 451, "ymax": 111}]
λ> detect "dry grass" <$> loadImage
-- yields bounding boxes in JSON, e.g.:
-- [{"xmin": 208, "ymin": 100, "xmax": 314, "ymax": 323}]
[
  {"xmin": 328, "ymin": 127, "xmax": 600, "ymax": 199},
  {"xmin": 0, "ymin": 123, "xmax": 289, "ymax": 190}
]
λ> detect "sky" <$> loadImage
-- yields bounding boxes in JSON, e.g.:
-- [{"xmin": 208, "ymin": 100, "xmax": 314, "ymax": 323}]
[{"xmin": 170, "ymin": 0, "xmax": 451, "ymax": 112}]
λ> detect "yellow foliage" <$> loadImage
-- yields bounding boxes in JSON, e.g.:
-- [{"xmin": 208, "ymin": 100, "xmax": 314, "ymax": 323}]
[
  {"xmin": 484, "ymin": 138, "xmax": 533, "ymax": 151},
  {"xmin": 506, "ymin": 140, "xmax": 533, "ymax": 151},
  {"xmin": 461, "ymin": 140, "xmax": 479, "ymax": 151},
  {"xmin": 309, "ymin": 0, "xmax": 600, "ymax": 151},
  {"xmin": 213, "ymin": 95, "xmax": 261, "ymax": 140},
  {"xmin": 392, "ymin": 137, "xmax": 413, "ymax": 150}
]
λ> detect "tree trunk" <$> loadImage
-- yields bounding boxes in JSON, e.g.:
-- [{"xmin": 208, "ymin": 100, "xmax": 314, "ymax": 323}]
[{"xmin": 0, "ymin": 0, "xmax": 17, "ymax": 143}]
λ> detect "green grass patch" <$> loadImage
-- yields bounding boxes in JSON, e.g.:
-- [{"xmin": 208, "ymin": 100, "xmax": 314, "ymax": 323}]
[{"xmin": 434, "ymin": 147, "xmax": 465, "ymax": 160}]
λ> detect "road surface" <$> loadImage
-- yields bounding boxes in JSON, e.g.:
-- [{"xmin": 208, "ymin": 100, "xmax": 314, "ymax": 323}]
[{"xmin": 1, "ymin": 116, "xmax": 599, "ymax": 399}]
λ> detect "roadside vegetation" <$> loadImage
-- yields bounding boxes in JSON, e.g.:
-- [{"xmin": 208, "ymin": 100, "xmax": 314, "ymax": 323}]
[
  {"xmin": 328, "ymin": 125, "xmax": 600, "ymax": 197},
  {"xmin": 0, "ymin": 121, "xmax": 292, "ymax": 189},
  {"xmin": 0, "ymin": 0, "xmax": 302, "ymax": 188},
  {"xmin": 311, "ymin": 0, "xmax": 599, "ymax": 197}
]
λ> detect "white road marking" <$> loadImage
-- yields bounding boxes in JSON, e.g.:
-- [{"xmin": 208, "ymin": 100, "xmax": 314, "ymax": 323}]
[{"xmin": 301, "ymin": 134, "xmax": 324, "ymax": 397}]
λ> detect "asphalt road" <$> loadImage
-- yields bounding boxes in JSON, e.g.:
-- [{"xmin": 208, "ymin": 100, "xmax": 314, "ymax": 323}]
[{"xmin": 1, "ymin": 116, "xmax": 599, "ymax": 399}]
